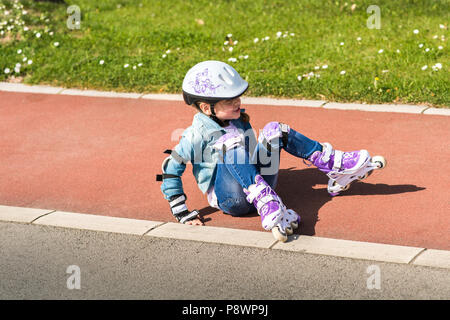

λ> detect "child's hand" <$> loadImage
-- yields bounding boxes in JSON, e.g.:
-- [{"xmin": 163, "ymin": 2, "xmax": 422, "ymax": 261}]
[{"xmin": 185, "ymin": 216, "xmax": 204, "ymax": 226}]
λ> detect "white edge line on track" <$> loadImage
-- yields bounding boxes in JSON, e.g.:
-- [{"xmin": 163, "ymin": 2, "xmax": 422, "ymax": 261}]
[
  {"xmin": 0, "ymin": 205, "xmax": 449, "ymax": 269},
  {"xmin": 1, "ymin": 82, "xmax": 449, "ymax": 115}
]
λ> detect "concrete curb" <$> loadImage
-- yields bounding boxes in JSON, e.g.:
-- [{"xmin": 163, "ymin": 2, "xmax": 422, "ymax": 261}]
[
  {"xmin": 33, "ymin": 210, "xmax": 164, "ymax": 236},
  {"xmin": 1, "ymin": 82, "xmax": 449, "ymax": 115},
  {"xmin": 1, "ymin": 205, "xmax": 449, "ymax": 269},
  {"xmin": 323, "ymin": 102, "xmax": 427, "ymax": 114}
]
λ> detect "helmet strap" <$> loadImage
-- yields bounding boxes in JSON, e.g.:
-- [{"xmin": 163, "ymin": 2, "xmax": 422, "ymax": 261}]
[{"xmin": 209, "ymin": 103, "xmax": 229, "ymax": 127}]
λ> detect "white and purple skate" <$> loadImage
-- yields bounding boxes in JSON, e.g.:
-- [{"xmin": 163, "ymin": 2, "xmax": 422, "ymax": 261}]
[
  {"xmin": 308, "ymin": 142, "xmax": 386, "ymax": 196},
  {"xmin": 272, "ymin": 205, "xmax": 300, "ymax": 242},
  {"xmin": 244, "ymin": 174, "xmax": 300, "ymax": 242}
]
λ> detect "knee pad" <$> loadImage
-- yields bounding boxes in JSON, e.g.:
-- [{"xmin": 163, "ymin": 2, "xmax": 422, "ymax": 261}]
[
  {"xmin": 259, "ymin": 122, "xmax": 290, "ymax": 151},
  {"xmin": 213, "ymin": 132, "xmax": 244, "ymax": 154}
]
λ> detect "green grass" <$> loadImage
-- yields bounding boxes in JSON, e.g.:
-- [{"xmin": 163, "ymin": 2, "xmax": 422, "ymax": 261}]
[{"xmin": 0, "ymin": 0, "xmax": 449, "ymax": 107}]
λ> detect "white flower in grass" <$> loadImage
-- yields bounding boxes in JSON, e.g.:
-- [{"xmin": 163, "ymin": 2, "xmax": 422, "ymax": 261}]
[
  {"xmin": 290, "ymin": 33, "xmax": 295, "ymax": 36},
  {"xmin": 340, "ymin": 42, "xmax": 344, "ymax": 46},
  {"xmin": 439, "ymin": 24, "xmax": 445, "ymax": 29},
  {"xmin": 17, "ymin": 49, "xmax": 22, "ymax": 54},
  {"xmin": 124, "ymin": 64, "xmax": 129, "ymax": 68},
  {"xmin": 314, "ymin": 66, "xmax": 320, "ymax": 70},
  {"xmin": 27, "ymin": 60, "xmax": 32, "ymax": 65},
  {"xmin": 227, "ymin": 33, "xmax": 232, "ymax": 38},
  {"xmin": 434, "ymin": 63, "xmax": 442, "ymax": 69},
  {"xmin": 14, "ymin": 66, "xmax": 20, "ymax": 73},
  {"xmin": 340, "ymin": 70, "xmax": 346, "ymax": 75},
  {"xmin": 264, "ymin": 36, "xmax": 270, "ymax": 41},
  {"xmin": 322, "ymin": 65, "xmax": 328, "ymax": 69},
  {"xmin": 53, "ymin": 42, "xmax": 59, "ymax": 47},
  {"xmin": 224, "ymin": 41, "xmax": 229, "ymax": 45},
  {"xmin": 413, "ymin": 29, "xmax": 419, "ymax": 34},
  {"xmin": 297, "ymin": 75, "xmax": 302, "ymax": 81},
  {"xmin": 276, "ymin": 31, "xmax": 282, "ymax": 38},
  {"xmin": 228, "ymin": 57, "xmax": 237, "ymax": 62},
  {"xmin": 36, "ymin": 32, "xmax": 41, "ymax": 38},
  {"xmin": 425, "ymin": 48, "xmax": 430, "ymax": 52},
  {"xmin": 49, "ymin": 31, "xmax": 54, "ymax": 36},
  {"xmin": 166, "ymin": 49, "xmax": 171, "ymax": 54},
  {"xmin": 382, "ymin": 70, "xmax": 389, "ymax": 73},
  {"xmin": 396, "ymin": 49, "xmax": 401, "ymax": 53},
  {"xmin": 356, "ymin": 37, "xmax": 362, "ymax": 41},
  {"xmin": 433, "ymin": 35, "xmax": 438, "ymax": 39},
  {"xmin": 133, "ymin": 66, "xmax": 137, "ymax": 70},
  {"xmin": 378, "ymin": 49, "xmax": 384, "ymax": 53},
  {"xmin": 162, "ymin": 54, "xmax": 167, "ymax": 58},
  {"xmin": 99, "ymin": 60, "xmax": 105, "ymax": 65},
  {"xmin": 23, "ymin": 26, "xmax": 28, "ymax": 31},
  {"xmin": 244, "ymin": 55, "xmax": 249, "ymax": 59},
  {"xmin": 438, "ymin": 46, "xmax": 443, "ymax": 50},
  {"xmin": 138, "ymin": 63, "xmax": 143, "ymax": 67},
  {"xmin": 253, "ymin": 37, "xmax": 259, "ymax": 43},
  {"xmin": 229, "ymin": 47, "xmax": 233, "ymax": 52},
  {"xmin": 419, "ymin": 43, "xmax": 423, "ymax": 48},
  {"xmin": 23, "ymin": 57, "xmax": 27, "ymax": 62},
  {"xmin": 421, "ymin": 65, "xmax": 428, "ymax": 70},
  {"xmin": 4, "ymin": 68, "xmax": 10, "ymax": 74}
]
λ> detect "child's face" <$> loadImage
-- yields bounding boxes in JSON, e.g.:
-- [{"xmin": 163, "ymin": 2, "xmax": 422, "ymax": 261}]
[{"xmin": 201, "ymin": 97, "xmax": 241, "ymax": 121}]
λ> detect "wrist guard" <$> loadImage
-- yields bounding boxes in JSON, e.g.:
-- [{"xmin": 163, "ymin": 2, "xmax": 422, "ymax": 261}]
[{"xmin": 169, "ymin": 194, "xmax": 199, "ymax": 224}]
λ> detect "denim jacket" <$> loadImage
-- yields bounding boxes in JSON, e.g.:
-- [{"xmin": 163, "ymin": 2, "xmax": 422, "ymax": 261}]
[{"xmin": 160, "ymin": 111, "xmax": 255, "ymax": 200}]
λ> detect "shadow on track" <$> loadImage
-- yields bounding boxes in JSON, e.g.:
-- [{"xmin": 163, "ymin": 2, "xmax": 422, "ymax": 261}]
[{"xmin": 198, "ymin": 167, "xmax": 425, "ymax": 236}]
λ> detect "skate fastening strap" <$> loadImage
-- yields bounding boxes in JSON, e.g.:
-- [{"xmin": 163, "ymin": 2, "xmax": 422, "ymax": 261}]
[
  {"xmin": 320, "ymin": 142, "xmax": 333, "ymax": 163},
  {"xmin": 255, "ymin": 194, "xmax": 279, "ymax": 210},
  {"xmin": 333, "ymin": 150, "xmax": 343, "ymax": 170},
  {"xmin": 245, "ymin": 183, "xmax": 266, "ymax": 203}
]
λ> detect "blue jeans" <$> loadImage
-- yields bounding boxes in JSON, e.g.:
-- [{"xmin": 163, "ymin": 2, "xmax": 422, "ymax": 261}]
[{"xmin": 213, "ymin": 126, "xmax": 322, "ymax": 216}]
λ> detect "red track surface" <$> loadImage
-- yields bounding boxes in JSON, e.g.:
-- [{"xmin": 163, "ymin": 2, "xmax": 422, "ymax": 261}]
[{"xmin": 1, "ymin": 91, "xmax": 449, "ymax": 250}]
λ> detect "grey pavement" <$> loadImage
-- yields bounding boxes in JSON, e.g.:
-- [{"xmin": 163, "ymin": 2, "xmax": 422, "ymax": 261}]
[{"xmin": 0, "ymin": 221, "xmax": 449, "ymax": 300}]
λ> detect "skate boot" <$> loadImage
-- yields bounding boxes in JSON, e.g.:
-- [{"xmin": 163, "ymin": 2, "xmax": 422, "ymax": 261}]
[
  {"xmin": 273, "ymin": 205, "xmax": 301, "ymax": 242},
  {"xmin": 308, "ymin": 142, "xmax": 386, "ymax": 196},
  {"xmin": 244, "ymin": 174, "xmax": 300, "ymax": 242}
]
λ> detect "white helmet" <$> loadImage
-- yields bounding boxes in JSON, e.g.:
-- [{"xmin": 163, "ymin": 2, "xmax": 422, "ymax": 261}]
[{"xmin": 182, "ymin": 60, "xmax": 249, "ymax": 106}]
